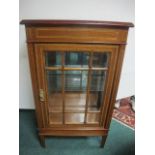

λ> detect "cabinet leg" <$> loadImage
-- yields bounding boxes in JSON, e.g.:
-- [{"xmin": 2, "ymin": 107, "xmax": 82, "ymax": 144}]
[
  {"xmin": 39, "ymin": 135, "xmax": 45, "ymax": 147},
  {"xmin": 100, "ymin": 136, "xmax": 107, "ymax": 148}
]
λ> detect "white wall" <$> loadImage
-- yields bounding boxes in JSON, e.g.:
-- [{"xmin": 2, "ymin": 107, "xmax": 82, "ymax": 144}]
[{"xmin": 19, "ymin": 0, "xmax": 135, "ymax": 109}]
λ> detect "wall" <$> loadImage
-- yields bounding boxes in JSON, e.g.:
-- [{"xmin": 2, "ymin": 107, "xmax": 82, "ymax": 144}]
[{"xmin": 19, "ymin": 0, "xmax": 135, "ymax": 109}]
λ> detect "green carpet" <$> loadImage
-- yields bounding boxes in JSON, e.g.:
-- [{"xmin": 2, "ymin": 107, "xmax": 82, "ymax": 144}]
[{"xmin": 19, "ymin": 111, "xmax": 135, "ymax": 155}]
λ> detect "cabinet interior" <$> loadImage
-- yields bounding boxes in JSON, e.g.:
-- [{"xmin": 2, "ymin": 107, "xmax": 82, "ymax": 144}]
[{"xmin": 45, "ymin": 51, "xmax": 108, "ymax": 125}]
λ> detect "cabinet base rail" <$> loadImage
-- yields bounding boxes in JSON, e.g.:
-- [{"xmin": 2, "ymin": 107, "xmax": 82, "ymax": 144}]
[
  {"xmin": 39, "ymin": 127, "xmax": 108, "ymax": 136},
  {"xmin": 38, "ymin": 128, "xmax": 108, "ymax": 148}
]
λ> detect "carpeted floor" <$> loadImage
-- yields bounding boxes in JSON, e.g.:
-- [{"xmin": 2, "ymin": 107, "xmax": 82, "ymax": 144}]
[{"xmin": 19, "ymin": 111, "xmax": 135, "ymax": 155}]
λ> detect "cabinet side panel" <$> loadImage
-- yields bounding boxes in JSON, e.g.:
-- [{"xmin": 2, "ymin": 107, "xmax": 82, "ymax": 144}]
[
  {"xmin": 27, "ymin": 43, "xmax": 43, "ymax": 128},
  {"xmin": 105, "ymin": 45, "xmax": 126, "ymax": 128}
]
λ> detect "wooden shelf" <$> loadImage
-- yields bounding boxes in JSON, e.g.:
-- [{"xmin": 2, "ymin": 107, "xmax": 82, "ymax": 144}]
[
  {"xmin": 48, "ymin": 93, "xmax": 100, "ymax": 113},
  {"xmin": 48, "ymin": 92, "xmax": 100, "ymax": 125},
  {"xmin": 49, "ymin": 112, "xmax": 100, "ymax": 125},
  {"xmin": 48, "ymin": 92, "xmax": 100, "ymax": 124}
]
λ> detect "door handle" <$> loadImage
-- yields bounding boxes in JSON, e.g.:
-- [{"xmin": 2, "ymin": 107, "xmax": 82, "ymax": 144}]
[{"xmin": 39, "ymin": 89, "xmax": 45, "ymax": 102}]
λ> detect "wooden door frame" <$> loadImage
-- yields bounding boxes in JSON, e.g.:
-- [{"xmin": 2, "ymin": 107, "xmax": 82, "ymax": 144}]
[{"xmin": 34, "ymin": 43, "xmax": 119, "ymax": 128}]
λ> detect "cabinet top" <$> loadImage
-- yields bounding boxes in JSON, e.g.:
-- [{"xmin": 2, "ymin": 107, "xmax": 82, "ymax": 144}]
[{"xmin": 20, "ymin": 20, "xmax": 134, "ymax": 28}]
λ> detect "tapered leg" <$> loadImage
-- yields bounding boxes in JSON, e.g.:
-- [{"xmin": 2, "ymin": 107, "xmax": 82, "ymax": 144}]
[
  {"xmin": 100, "ymin": 136, "xmax": 107, "ymax": 148},
  {"xmin": 39, "ymin": 135, "xmax": 45, "ymax": 147}
]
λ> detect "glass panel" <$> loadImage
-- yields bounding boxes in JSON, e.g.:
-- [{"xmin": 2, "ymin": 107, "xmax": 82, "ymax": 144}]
[
  {"xmin": 65, "ymin": 113, "xmax": 85, "ymax": 124},
  {"xmin": 88, "ymin": 71, "xmax": 106, "ymax": 111},
  {"xmin": 65, "ymin": 71, "xmax": 88, "ymax": 91},
  {"xmin": 45, "ymin": 51, "xmax": 61, "ymax": 66},
  {"xmin": 64, "ymin": 71, "xmax": 88, "ymax": 113},
  {"xmin": 65, "ymin": 93, "xmax": 86, "ymax": 112},
  {"xmin": 48, "ymin": 93, "xmax": 63, "ymax": 112},
  {"xmin": 49, "ymin": 113, "xmax": 63, "ymax": 124},
  {"xmin": 65, "ymin": 52, "xmax": 89, "ymax": 68},
  {"xmin": 47, "ymin": 70, "xmax": 62, "ymax": 92},
  {"xmin": 92, "ymin": 52, "xmax": 109, "ymax": 68},
  {"xmin": 45, "ymin": 51, "xmax": 109, "ymax": 125},
  {"xmin": 46, "ymin": 70, "xmax": 63, "ymax": 124},
  {"xmin": 87, "ymin": 112, "xmax": 100, "ymax": 124}
]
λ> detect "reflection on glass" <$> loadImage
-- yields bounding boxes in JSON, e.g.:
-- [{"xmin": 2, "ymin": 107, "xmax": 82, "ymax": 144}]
[
  {"xmin": 87, "ymin": 112, "xmax": 100, "ymax": 123},
  {"xmin": 45, "ymin": 51, "xmax": 61, "ymax": 66},
  {"xmin": 92, "ymin": 52, "xmax": 109, "ymax": 68},
  {"xmin": 88, "ymin": 71, "xmax": 106, "ymax": 111},
  {"xmin": 65, "ymin": 52, "xmax": 89, "ymax": 67},
  {"xmin": 65, "ymin": 71, "xmax": 88, "ymax": 91},
  {"xmin": 90, "ymin": 71, "xmax": 105, "ymax": 91},
  {"xmin": 47, "ymin": 70, "xmax": 62, "ymax": 92},
  {"xmin": 49, "ymin": 113, "xmax": 63, "ymax": 124},
  {"xmin": 65, "ymin": 113, "xmax": 85, "ymax": 124}
]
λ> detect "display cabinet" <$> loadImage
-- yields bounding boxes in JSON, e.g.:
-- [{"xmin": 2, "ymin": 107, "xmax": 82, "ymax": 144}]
[{"xmin": 20, "ymin": 20, "xmax": 133, "ymax": 147}]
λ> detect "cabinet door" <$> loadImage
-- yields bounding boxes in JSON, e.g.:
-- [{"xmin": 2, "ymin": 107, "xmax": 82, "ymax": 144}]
[{"xmin": 35, "ymin": 44, "xmax": 118, "ymax": 127}]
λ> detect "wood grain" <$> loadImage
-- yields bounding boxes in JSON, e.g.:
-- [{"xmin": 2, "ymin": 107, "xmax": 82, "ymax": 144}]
[
  {"xmin": 21, "ymin": 20, "xmax": 133, "ymax": 147},
  {"xmin": 20, "ymin": 19, "xmax": 134, "ymax": 28},
  {"xmin": 39, "ymin": 126, "xmax": 108, "ymax": 136},
  {"xmin": 105, "ymin": 45, "xmax": 126, "ymax": 128},
  {"xmin": 27, "ymin": 43, "xmax": 43, "ymax": 128},
  {"xmin": 26, "ymin": 27, "xmax": 128, "ymax": 44}
]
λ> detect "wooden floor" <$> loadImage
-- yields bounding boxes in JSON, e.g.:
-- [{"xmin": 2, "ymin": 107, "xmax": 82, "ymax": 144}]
[{"xmin": 48, "ymin": 93, "xmax": 100, "ymax": 125}]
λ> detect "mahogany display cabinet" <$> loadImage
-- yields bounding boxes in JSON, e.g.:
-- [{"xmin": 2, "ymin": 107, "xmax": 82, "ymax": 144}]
[{"xmin": 20, "ymin": 20, "xmax": 134, "ymax": 147}]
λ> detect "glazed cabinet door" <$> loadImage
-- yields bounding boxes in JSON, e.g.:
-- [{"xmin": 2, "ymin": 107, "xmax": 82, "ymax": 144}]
[{"xmin": 35, "ymin": 44, "xmax": 118, "ymax": 128}]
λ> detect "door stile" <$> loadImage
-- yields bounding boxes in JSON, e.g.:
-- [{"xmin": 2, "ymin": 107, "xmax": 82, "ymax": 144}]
[
  {"xmin": 40, "ymin": 47, "xmax": 51, "ymax": 127},
  {"xmin": 41, "ymin": 47, "xmax": 51, "ymax": 126},
  {"xmin": 27, "ymin": 43, "xmax": 43, "ymax": 128},
  {"xmin": 34, "ymin": 46, "xmax": 47, "ymax": 127},
  {"xmin": 99, "ymin": 47, "xmax": 119, "ymax": 127},
  {"xmin": 105, "ymin": 45, "xmax": 126, "ymax": 128}
]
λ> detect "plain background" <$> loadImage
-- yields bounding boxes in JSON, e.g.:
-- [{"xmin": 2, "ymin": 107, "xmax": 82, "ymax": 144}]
[{"xmin": 19, "ymin": 0, "xmax": 135, "ymax": 109}]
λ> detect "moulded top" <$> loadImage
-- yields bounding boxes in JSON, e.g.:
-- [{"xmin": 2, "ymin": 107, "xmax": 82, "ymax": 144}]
[{"xmin": 20, "ymin": 19, "xmax": 134, "ymax": 28}]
